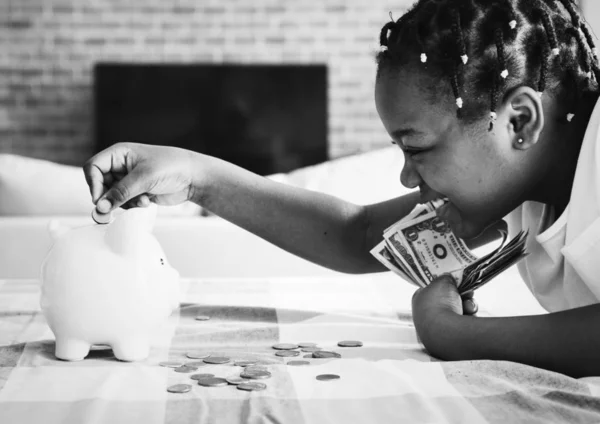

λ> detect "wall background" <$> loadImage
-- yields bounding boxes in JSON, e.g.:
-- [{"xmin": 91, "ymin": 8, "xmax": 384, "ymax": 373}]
[
  {"xmin": 580, "ymin": 0, "xmax": 600, "ymax": 36},
  {"xmin": 0, "ymin": 1, "xmax": 592, "ymax": 166},
  {"xmin": 0, "ymin": 0, "xmax": 403, "ymax": 166}
]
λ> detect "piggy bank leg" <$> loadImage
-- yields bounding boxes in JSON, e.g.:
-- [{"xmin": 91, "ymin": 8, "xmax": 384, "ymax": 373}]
[
  {"xmin": 111, "ymin": 337, "xmax": 150, "ymax": 362},
  {"xmin": 54, "ymin": 337, "xmax": 91, "ymax": 361}
]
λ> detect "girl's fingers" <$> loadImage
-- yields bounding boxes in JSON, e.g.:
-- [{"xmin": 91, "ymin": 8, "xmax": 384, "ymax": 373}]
[{"xmin": 462, "ymin": 297, "xmax": 478, "ymax": 315}]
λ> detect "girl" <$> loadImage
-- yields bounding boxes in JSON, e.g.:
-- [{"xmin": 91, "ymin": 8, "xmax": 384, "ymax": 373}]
[{"xmin": 84, "ymin": 0, "xmax": 600, "ymax": 377}]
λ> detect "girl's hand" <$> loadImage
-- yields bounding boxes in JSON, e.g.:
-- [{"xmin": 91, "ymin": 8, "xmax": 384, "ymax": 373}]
[
  {"xmin": 411, "ymin": 274, "xmax": 477, "ymax": 349},
  {"xmin": 83, "ymin": 142, "xmax": 198, "ymax": 212}
]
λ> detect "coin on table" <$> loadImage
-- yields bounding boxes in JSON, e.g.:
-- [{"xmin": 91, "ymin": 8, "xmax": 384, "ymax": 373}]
[
  {"xmin": 203, "ymin": 356, "xmax": 231, "ymax": 365},
  {"xmin": 301, "ymin": 347, "xmax": 322, "ymax": 353},
  {"xmin": 226, "ymin": 376, "xmax": 245, "ymax": 385},
  {"xmin": 275, "ymin": 350, "xmax": 299, "ymax": 357},
  {"xmin": 91, "ymin": 208, "xmax": 113, "ymax": 225},
  {"xmin": 312, "ymin": 351, "xmax": 342, "ymax": 359},
  {"xmin": 272, "ymin": 343, "xmax": 299, "ymax": 350},
  {"xmin": 338, "ymin": 340, "xmax": 363, "ymax": 348},
  {"xmin": 197, "ymin": 377, "xmax": 229, "ymax": 387},
  {"xmin": 167, "ymin": 384, "xmax": 192, "ymax": 393},
  {"xmin": 241, "ymin": 370, "xmax": 271, "ymax": 380},
  {"xmin": 159, "ymin": 361, "xmax": 184, "ymax": 368},
  {"xmin": 195, "ymin": 315, "xmax": 211, "ymax": 321},
  {"xmin": 234, "ymin": 360, "xmax": 258, "ymax": 367},
  {"xmin": 297, "ymin": 342, "xmax": 318, "ymax": 348},
  {"xmin": 287, "ymin": 360, "xmax": 310, "ymax": 366},
  {"xmin": 316, "ymin": 374, "xmax": 341, "ymax": 381},
  {"xmin": 237, "ymin": 382, "xmax": 267, "ymax": 392},
  {"xmin": 186, "ymin": 352, "xmax": 211, "ymax": 360},
  {"xmin": 174, "ymin": 365, "xmax": 197, "ymax": 373},
  {"xmin": 190, "ymin": 373, "xmax": 215, "ymax": 381}
]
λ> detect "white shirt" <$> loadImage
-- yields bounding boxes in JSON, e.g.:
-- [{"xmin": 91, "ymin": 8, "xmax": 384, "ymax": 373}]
[{"xmin": 506, "ymin": 97, "xmax": 600, "ymax": 312}]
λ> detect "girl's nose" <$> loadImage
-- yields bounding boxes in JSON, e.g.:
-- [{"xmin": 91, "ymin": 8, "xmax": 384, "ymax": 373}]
[{"xmin": 400, "ymin": 158, "xmax": 422, "ymax": 189}]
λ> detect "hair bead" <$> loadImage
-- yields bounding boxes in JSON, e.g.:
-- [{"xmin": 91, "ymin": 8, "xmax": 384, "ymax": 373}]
[
  {"xmin": 451, "ymin": 65, "xmax": 463, "ymax": 111},
  {"xmin": 451, "ymin": 6, "xmax": 468, "ymax": 66}
]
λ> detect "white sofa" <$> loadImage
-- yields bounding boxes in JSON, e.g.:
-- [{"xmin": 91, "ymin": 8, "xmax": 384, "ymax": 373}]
[{"xmin": 0, "ymin": 148, "xmax": 407, "ymax": 279}]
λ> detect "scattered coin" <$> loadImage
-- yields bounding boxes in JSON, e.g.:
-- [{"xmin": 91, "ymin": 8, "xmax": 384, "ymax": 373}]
[
  {"xmin": 174, "ymin": 365, "xmax": 197, "ymax": 373},
  {"xmin": 234, "ymin": 360, "xmax": 257, "ymax": 367},
  {"xmin": 272, "ymin": 343, "xmax": 299, "ymax": 350},
  {"xmin": 186, "ymin": 352, "xmax": 211, "ymax": 360},
  {"xmin": 190, "ymin": 373, "xmax": 215, "ymax": 381},
  {"xmin": 301, "ymin": 347, "xmax": 322, "ymax": 353},
  {"xmin": 91, "ymin": 208, "xmax": 113, "ymax": 225},
  {"xmin": 241, "ymin": 370, "xmax": 271, "ymax": 380},
  {"xmin": 338, "ymin": 340, "xmax": 363, "ymax": 348},
  {"xmin": 159, "ymin": 361, "xmax": 183, "ymax": 368},
  {"xmin": 297, "ymin": 342, "xmax": 318, "ymax": 348},
  {"xmin": 287, "ymin": 360, "xmax": 310, "ymax": 366},
  {"xmin": 167, "ymin": 384, "xmax": 192, "ymax": 393},
  {"xmin": 312, "ymin": 351, "xmax": 342, "ymax": 359},
  {"xmin": 203, "ymin": 356, "xmax": 231, "ymax": 365},
  {"xmin": 226, "ymin": 377, "xmax": 245, "ymax": 385},
  {"xmin": 238, "ymin": 382, "xmax": 267, "ymax": 392},
  {"xmin": 275, "ymin": 350, "xmax": 300, "ymax": 357},
  {"xmin": 185, "ymin": 361, "xmax": 208, "ymax": 367},
  {"xmin": 316, "ymin": 374, "xmax": 341, "ymax": 381},
  {"xmin": 197, "ymin": 377, "xmax": 229, "ymax": 387},
  {"xmin": 195, "ymin": 315, "xmax": 211, "ymax": 321}
]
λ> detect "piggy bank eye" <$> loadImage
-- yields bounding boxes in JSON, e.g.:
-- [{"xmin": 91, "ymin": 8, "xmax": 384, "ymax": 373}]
[{"xmin": 160, "ymin": 258, "xmax": 165, "ymax": 266}]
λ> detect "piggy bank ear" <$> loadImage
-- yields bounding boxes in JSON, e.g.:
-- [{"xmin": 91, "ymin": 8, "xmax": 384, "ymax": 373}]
[
  {"xmin": 47, "ymin": 219, "xmax": 70, "ymax": 241},
  {"xmin": 105, "ymin": 203, "xmax": 157, "ymax": 257}
]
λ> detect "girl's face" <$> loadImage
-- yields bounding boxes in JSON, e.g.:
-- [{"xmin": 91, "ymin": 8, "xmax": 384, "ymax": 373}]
[{"xmin": 375, "ymin": 68, "xmax": 532, "ymax": 239}]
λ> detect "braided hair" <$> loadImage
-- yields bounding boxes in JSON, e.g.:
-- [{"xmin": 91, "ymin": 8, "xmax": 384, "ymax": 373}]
[{"xmin": 377, "ymin": 0, "xmax": 600, "ymax": 130}]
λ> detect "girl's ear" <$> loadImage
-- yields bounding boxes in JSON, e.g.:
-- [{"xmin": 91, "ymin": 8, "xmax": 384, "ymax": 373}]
[{"xmin": 503, "ymin": 86, "xmax": 544, "ymax": 149}]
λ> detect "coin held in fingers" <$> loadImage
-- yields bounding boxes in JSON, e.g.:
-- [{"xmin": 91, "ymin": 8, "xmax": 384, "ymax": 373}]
[{"xmin": 91, "ymin": 208, "xmax": 113, "ymax": 225}]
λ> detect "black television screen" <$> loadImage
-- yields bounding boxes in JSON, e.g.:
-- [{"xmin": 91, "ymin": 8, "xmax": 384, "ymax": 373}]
[{"xmin": 94, "ymin": 63, "xmax": 328, "ymax": 175}]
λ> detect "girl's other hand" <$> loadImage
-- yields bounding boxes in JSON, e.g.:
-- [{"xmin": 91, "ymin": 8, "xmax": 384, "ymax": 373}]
[{"xmin": 83, "ymin": 142, "xmax": 198, "ymax": 212}]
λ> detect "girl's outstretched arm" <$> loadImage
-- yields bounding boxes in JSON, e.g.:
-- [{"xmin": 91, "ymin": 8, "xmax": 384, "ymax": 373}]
[
  {"xmin": 192, "ymin": 153, "xmax": 423, "ymax": 274},
  {"xmin": 412, "ymin": 275, "xmax": 600, "ymax": 378}
]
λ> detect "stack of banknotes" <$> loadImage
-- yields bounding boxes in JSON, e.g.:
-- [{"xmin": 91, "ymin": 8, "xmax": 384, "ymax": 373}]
[{"xmin": 370, "ymin": 199, "xmax": 528, "ymax": 295}]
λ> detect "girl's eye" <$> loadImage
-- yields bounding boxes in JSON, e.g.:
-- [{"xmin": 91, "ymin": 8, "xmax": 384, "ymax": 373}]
[{"xmin": 391, "ymin": 140, "xmax": 426, "ymax": 157}]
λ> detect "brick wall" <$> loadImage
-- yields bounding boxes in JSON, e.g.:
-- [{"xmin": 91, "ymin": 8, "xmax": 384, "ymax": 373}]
[{"xmin": 0, "ymin": 0, "xmax": 410, "ymax": 166}]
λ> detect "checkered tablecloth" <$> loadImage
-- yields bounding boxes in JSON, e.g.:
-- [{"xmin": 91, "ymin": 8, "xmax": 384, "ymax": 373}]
[{"xmin": 1, "ymin": 275, "xmax": 600, "ymax": 424}]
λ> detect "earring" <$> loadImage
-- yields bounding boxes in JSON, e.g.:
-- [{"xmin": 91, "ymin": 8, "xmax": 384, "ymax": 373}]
[{"xmin": 517, "ymin": 138, "xmax": 524, "ymax": 144}]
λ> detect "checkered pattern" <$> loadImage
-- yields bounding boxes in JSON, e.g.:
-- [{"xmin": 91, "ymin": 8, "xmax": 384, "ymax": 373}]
[{"xmin": 1, "ymin": 276, "xmax": 599, "ymax": 424}]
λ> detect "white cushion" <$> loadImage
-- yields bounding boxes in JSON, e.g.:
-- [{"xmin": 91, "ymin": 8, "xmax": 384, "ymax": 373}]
[{"xmin": 269, "ymin": 147, "xmax": 408, "ymax": 204}]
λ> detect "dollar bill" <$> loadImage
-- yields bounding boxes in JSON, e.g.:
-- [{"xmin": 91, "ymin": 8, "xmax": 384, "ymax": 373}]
[
  {"xmin": 384, "ymin": 210, "xmax": 478, "ymax": 285},
  {"xmin": 371, "ymin": 199, "xmax": 445, "ymax": 286},
  {"xmin": 371, "ymin": 199, "xmax": 528, "ymax": 294}
]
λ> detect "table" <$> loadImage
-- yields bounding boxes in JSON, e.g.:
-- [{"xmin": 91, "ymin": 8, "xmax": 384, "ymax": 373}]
[{"xmin": 1, "ymin": 274, "xmax": 598, "ymax": 424}]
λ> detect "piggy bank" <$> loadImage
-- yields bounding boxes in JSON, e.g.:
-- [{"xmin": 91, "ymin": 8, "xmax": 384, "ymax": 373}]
[{"xmin": 40, "ymin": 204, "xmax": 180, "ymax": 362}]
